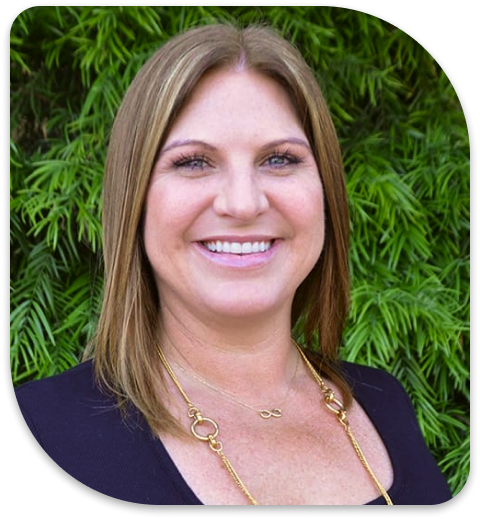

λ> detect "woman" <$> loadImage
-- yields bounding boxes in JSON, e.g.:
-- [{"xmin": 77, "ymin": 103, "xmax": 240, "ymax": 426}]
[{"xmin": 15, "ymin": 24, "xmax": 452, "ymax": 505}]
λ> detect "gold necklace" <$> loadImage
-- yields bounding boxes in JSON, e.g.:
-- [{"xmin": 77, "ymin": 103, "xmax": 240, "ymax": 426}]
[
  {"xmin": 170, "ymin": 353, "xmax": 299, "ymax": 419},
  {"xmin": 157, "ymin": 343, "xmax": 393, "ymax": 505}
]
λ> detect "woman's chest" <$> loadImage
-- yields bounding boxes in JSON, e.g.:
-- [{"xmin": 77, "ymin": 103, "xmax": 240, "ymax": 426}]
[{"xmin": 159, "ymin": 402, "xmax": 393, "ymax": 505}]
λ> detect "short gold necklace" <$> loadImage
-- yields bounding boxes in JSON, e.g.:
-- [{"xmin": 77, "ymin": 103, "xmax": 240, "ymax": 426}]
[
  {"xmin": 157, "ymin": 343, "xmax": 393, "ymax": 505},
  {"xmin": 170, "ymin": 353, "xmax": 299, "ymax": 419}
]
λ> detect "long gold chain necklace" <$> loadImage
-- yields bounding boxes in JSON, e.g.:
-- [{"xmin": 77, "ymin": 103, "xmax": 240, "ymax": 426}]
[
  {"xmin": 170, "ymin": 353, "xmax": 299, "ymax": 419},
  {"xmin": 157, "ymin": 343, "xmax": 393, "ymax": 505}
]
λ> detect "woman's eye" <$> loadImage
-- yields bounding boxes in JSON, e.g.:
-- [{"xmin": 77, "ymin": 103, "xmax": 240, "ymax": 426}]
[
  {"xmin": 265, "ymin": 153, "xmax": 301, "ymax": 168},
  {"xmin": 173, "ymin": 155, "xmax": 209, "ymax": 170},
  {"xmin": 268, "ymin": 155, "xmax": 288, "ymax": 167}
]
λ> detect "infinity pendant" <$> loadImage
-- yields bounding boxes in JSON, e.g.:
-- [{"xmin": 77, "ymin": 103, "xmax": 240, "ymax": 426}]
[{"xmin": 258, "ymin": 408, "xmax": 282, "ymax": 419}]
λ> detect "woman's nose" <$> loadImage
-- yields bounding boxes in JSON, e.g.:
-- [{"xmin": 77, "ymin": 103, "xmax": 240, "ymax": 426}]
[{"xmin": 213, "ymin": 167, "xmax": 269, "ymax": 221}]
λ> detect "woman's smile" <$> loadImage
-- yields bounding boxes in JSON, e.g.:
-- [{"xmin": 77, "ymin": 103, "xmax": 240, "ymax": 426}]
[
  {"xmin": 193, "ymin": 237, "xmax": 280, "ymax": 269},
  {"xmin": 201, "ymin": 239, "xmax": 274, "ymax": 255}
]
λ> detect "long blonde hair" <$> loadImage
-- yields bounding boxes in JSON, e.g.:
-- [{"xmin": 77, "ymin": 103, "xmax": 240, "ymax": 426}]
[{"xmin": 85, "ymin": 24, "xmax": 351, "ymax": 434}]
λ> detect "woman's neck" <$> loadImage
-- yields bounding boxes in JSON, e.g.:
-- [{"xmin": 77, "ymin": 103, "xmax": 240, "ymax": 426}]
[{"xmin": 157, "ymin": 305, "xmax": 298, "ymax": 400}]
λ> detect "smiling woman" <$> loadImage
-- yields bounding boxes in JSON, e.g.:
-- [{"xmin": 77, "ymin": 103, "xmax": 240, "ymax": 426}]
[{"xmin": 14, "ymin": 23, "xmax": 452, "ymax": 505}]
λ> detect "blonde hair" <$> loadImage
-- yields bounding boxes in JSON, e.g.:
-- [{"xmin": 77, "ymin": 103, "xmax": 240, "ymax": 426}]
[{"xmin": 85, "ymin": 24, "xmax": 351, "ymax": 434}]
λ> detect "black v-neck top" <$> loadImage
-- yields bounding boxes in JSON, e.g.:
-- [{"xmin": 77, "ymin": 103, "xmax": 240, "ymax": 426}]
[{"xmin": 14, "ymin": 359, "xmax": 452, "ymax": 505}]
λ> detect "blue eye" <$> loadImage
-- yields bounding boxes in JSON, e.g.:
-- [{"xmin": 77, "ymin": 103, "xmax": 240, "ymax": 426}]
[
  {"xmin": 266, "ymin": 152, "xmax": 302, "ymax": 168},
  {"xmin": 173, "ymin": 154, "xmax": 209, "ymax": 170},
  {"xmin": 268, "ymin": 155, "xmax": 289, "ymax": 167}
]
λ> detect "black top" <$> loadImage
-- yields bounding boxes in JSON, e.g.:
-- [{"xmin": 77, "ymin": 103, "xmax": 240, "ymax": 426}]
[{"xmin": 14, "ymin": 360, "xmax": 452, "ymax": 505}]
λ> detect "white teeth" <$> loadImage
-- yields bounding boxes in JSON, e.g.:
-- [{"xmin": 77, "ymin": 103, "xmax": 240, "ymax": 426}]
[
  {"xmin": 230, "ymin": 242, "xmax": 242, "ymax": 254},
  {"xmin": 203, "ymin": 240, "xmax": 273, "ymax": 255},
  {"xmin": 241, "ymin": 242, "xmax": 252, "ymax": 254}
]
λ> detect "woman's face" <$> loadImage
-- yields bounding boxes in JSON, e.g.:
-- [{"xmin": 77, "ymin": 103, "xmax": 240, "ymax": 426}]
[{"xmin": 144, "ymin": 68, "xmax": 325, "ymax": 325}]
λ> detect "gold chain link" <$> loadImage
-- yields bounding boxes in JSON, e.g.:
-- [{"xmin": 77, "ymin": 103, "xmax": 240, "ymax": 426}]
[
  {"xmin": 158, "ymin": 348, "xmax": 260, "ymax": 504},
  {"xmin": 296, "ymin": 344, "xmax": 393, "ymax": 505}
]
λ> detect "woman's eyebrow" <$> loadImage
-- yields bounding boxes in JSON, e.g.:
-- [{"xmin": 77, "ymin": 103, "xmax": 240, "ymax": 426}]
[
  {"xmin": 160, "ymin": 139, "xmax": 218, "ymax": 155},
  {"xmin": 160, "ymin": 137, "xmax": 312, "ymax": 155},
  {"xmin": 258, "ymin": 137, "xmax": 312, "ymax": 152}
]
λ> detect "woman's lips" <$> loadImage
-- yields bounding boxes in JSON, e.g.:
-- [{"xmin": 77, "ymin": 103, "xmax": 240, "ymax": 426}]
[{"xmin": 193, "ymin": 239, "xmax": 279, "ymax": 268}]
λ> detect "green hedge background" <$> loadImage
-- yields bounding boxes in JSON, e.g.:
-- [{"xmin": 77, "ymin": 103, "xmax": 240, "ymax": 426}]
[{"xmin": 10, "ymin": 6, "xmax": 469, "ymax": 496}]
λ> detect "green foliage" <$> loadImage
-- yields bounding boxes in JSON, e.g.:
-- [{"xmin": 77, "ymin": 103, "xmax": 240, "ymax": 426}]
[{"xmin": 10, "ymin": 6, "xmax": 469, "ymax": 496}]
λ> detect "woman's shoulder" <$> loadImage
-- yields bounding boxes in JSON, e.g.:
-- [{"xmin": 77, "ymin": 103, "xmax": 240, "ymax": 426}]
[
  {"xmin": 14, "ymin": 360, "xmax": 127, "ymax": 440},
  {"xmin": 340, "ymin": 361, "xmax": 417, "ymax": 420},
  {"xmin": 341, "ymin": 361, "xmax": 407, "ymax": 395},
  {"xmin": 13, "ymin": 362, "xmax": 184, "ymax": 504},
  {"xmin": 15, "ymin": 360, "xmax": 102, "ymax": 410}
]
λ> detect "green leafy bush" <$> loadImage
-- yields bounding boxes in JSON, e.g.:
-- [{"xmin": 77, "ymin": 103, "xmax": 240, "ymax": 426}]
[{"xmin": 10, "ymin": 6, "xmax": 469, "ymax": 496}]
